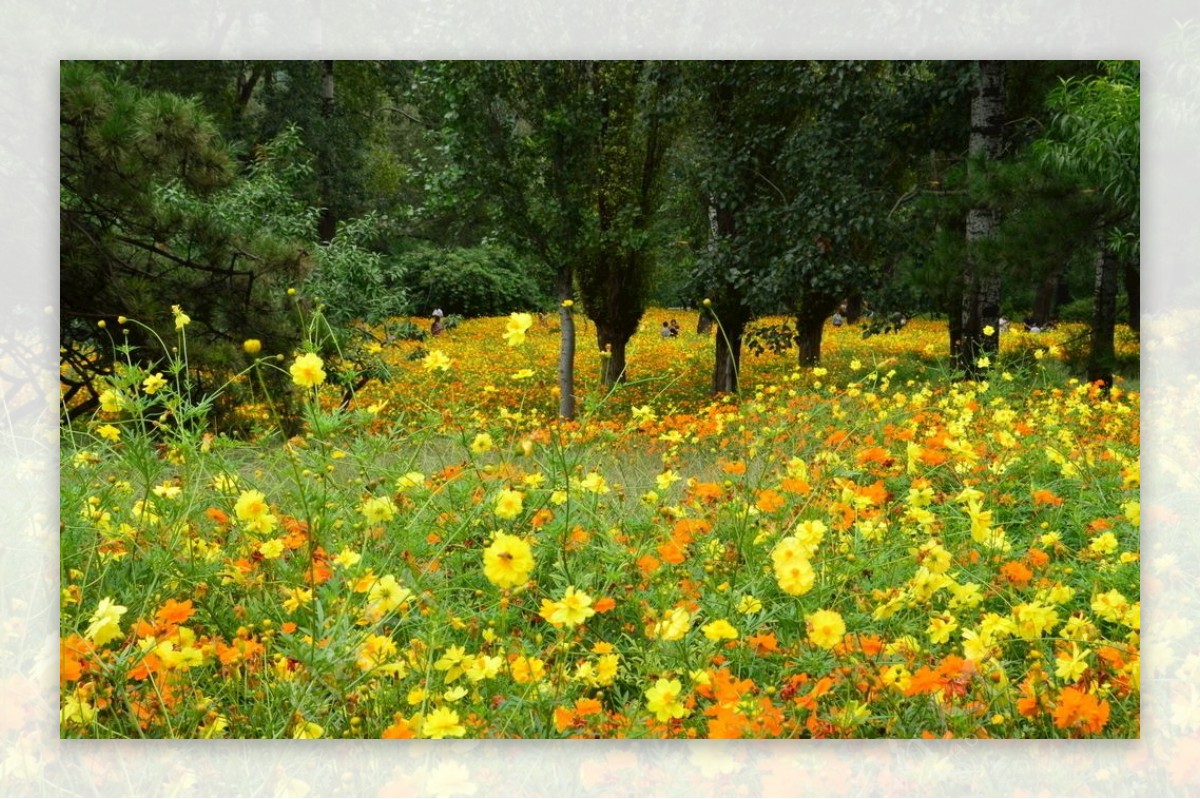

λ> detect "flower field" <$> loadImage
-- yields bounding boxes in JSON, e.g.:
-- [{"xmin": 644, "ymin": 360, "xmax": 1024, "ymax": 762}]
[{"xmin": 60, "ymin": 307, "xmax": 1140, "ymax": 739}]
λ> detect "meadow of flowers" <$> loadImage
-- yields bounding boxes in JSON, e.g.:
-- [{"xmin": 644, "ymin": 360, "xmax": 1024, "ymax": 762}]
[{"xmin": 59, "ymin": 304, "xmax": 1140, "ymax": 739}]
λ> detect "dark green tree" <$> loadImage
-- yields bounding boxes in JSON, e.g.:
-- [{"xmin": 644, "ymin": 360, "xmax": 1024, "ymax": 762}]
[{"xmin": 1036, "ymin": 61, "xmax": 1140, "ymax": 388}]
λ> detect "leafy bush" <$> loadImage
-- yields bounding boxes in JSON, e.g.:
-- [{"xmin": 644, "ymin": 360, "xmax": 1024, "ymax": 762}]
[
  {"xmin": 1056, "ymin": 297, "xmax": 1093, "ymax": 323},
  {"xmin": 398, "ymin": 244, "xmax": 550, "ymax": 318}
]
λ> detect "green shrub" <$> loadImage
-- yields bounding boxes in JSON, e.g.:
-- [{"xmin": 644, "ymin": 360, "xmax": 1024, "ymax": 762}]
[
  {"xmin": 398, "ymin": 245, "xmax": 550, "ymax": 318},
  {"xmin": 1056, "ymin": 296, "xmax": 1093, "ymax": 323}
]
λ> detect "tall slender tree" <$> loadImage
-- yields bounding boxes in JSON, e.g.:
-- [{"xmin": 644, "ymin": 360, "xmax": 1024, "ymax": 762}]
[{"xmin": 958, "ymin": 59, "xmax": 1006, "ymax": 378}]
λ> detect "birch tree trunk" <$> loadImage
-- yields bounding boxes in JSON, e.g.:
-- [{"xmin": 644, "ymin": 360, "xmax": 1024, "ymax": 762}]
[{"xmin": 958, "ymin": 59, "xmax": 1006, "ymax": 378}]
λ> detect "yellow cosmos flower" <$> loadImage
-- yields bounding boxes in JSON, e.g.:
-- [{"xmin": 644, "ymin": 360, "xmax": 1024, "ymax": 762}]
[
  {"xmin": 806, "ymin": 609, "xmax": 846, "ymax": 649},
  {"xmin": 493, "ymin": 488, "xmax": 524, "ymax": 520},
  {"xmin": 243, "ymin": 339, "xmax": 262, "ymax": 355},
  {"xmin": 701, "ymin": 618, "xmax": 739, "ymax": 642},
  {"xmin": 503, "ymin": 312, "xmax": 534, "ymax": 347},
  {"xmin": 422, "ymin": 349, "xmax": 451, "ymax": 372},
  {"xmin": 142, "ymin": 372, "xmax": 168, "ymax": 395},
  {"xmin": 359, "ymin": 495, "xmax": 397, "ymax": 524},
  {"xmin": 540, "ymin": 586, "xmax": 595, "ymax": 628},
  {"xmin": 422, "ymin": 706, "xmax": 466, "ymax": 739},
  {"xmin": 84, "ymin": 596, "xmax": 127, "ymax": 647},
  {"xmin": 95, "ymin": 424, "xmax": 121, "ymax": 442},
  {"xmin": 171, "ymin": 304, "xmax": 191, "ymax": 330},
  {"xmin": 482, "ymin": 532, "xmax": 535, "ymax": 589},
  {"xmin": 290, "ymin": 352, "xmax": 326, "ymax": 387},
  {"xmin": 645, "ymin": 678, "xmax": 689, "ymax": 722}
]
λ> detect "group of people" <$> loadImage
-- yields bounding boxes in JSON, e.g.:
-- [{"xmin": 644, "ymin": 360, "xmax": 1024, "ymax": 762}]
[{"xmin": 660, "ymin": 319, "xmax": 681, "ymax": 338}]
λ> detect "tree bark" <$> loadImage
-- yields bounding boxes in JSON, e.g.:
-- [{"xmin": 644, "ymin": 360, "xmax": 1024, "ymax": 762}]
[
  {"xmin": 958, "ymin": 59, "xmax": 1006, "ymax": 378},
  {"xmin": 1124, "ymin": 254, "xmax": 1140, "ymax": 332},
  {"xmin": 317, "ymin": 59, "xmax": 337, "ymax": 243},
  {"xmin": 1031, "ymin": 259, "xmax": 1067, "ymax": 327},
  {"xmin": 795, "ymin": 309, "xmax": 827, "ymax": 367},
  {"xmin": 1088, "ymin": 238, "xmax": 1119, "ymax": 390},
  {"xmin": 557, "ymin": 269, "xmax": 577, "ymax": 420},
  {"xmin": 596, "ymin": 323, "xmax": 628, "ymax": 386},
  {"xmin": 712, "ymin": 320, "xmax": 745, "ymax": 395}
]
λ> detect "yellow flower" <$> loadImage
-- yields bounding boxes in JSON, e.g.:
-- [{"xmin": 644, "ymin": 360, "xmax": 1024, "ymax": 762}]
[
  {"xmin": 806, "ymin": 609, "xmax": 846, "ymax": 649},
  {"xmin": 656, "ymin": 470, "xmax": 681, "ymax": 490},
  {"xmin": 540, "ymin": 586, "xmax": 595, "ymax": 628},
  {"xmin": 367, "ymin": 574, "xmax": 413, "ymax": 617},
  {"xmin": 142, "ymin": 372, "xmax": 168, "ymax": 395},
  {"xmin": 737, "ymin": 595, "xmax": 762, "ymax": 615},
  {"xmin": 258, "ymin": 538, "xmax": 285, "ymax": 559},
  {"xmin": 290, "ymin": 352, "xmax": 326, "ymax": 387},
  {"xmin": 98, "ymin": 389, "xmax": 125, "ymax": 413},
  {"xmin": 503, "ymin": 312, "xmax": 534, "ymax": 347},
  {"xmin": 171, "ymin": 304, "xmax": 191, "ymax": 330},
  {"xmin": 926, "ymin": 612, "xmax": 958, "ymax": 645},
  {"xmin": 1054, "ymin": 643, "xmax": 1091, "ymax": 682},
  {"xmin": 493, "ymin": 488, "xmax": 524, "ymax": 520},
  {"xmin": 422, "ymin": 706, "xmax": 466, "ymax": 739},
  {"xmin": 359, "ymin": 495, "xmax": 397, "ymax": 524},
  {"xmin": 95, "ymin": 424, "xmax": 121, "ymax": 442},
  {"xmin": 395, "ymin": 472, "xmax": 426, "ymax": 491},
  {"xmin": 281, "ymin": 587, "xmax": 313, "ymax": 614},
  {"xmin": 422, "ymin": 349, "xmax": 451, "ymax": 372},
  {"xmin": 332, "ymin": 548, "xmax": 362, "ymax": 569},
  {"xmin": 510, "ymin": 368, "xmax": 535, "ymax": 380},
  {"xmin": 561, "ymin": 299, "xmax": 574, "ymax": 308},
  {"xmin": 234, "ymin": 489, "xmax": 277, "ymax": 534},
  {"xmin": 243, "ymin": 339, "xmax": 262, "ymax": 355},
  {"xmin": 647, "ymin": 607, "xmax": 691, "ymax": 641},
  {"xmin": 701, "ymin": 618, "xmax": 739, "ymax": 642},
  {"xmin": 292, "ymin": 719, "xmax": 323, "ymax": 739},
  {"xmin": 1088, "ymin": 532, "xmax": 1119, "ymax": 555},
  {"xmin": 471, "ymin": 433, "xmax": 494, "ymax": 453},
  {"xmin": 983, "ymin": 324, "xmax": 996, "ymax": 336},
  {"xmin": 645, "ymin": 678, "xmax": 689, "ymax": 722},
  {"xmin": 483, "ymin": 532, "xmax": 535, "ymax": 589},
  {"xmin": 579, "ymin": 471, "xmax": 610, "ymax": 494},
  {"xmin": 84, "ymin": 596, "xmax": 127, "ymax": 647},
  {"xmin": 510, "ymin": 655, "xmax": 547, "ymax": 684}
]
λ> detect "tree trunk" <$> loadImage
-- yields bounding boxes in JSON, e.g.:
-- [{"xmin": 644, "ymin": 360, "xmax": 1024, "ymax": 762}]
[
  {"xmin": 1032, "ymin": 259, "xmax": 1067, "ymax": 327},
  {"xmin": 596, "ymin": 324, "xmax": 628, "ymax": 387},
  {"xmin": 557, "ymin": 269, "xmax": 577, "ymax": 420},
  {"xmin": 844, "ymin": 294, "xmax": 864, "ymax": 325},
  {"xmin": 795, "ymin": 310, "xmax": 826, "ymax": 367},
  {"xmin": 1088, "ymin": 239, "xmax": 1119, "ymax": 390},
  {"xmin": 712, "ymin": 319, "xmax": 745, "ymax": 395},
  {"xmin": 697, "ymin": 310, "xmax": 713, "ymax": 336},
  {"xmin": 959, "ymin": 59, "xmax": 1006, "ymax": 378},
  {"xmin": 317, "ymin": 59, "xmax": 337, "ymax": 243},
  {"xmin": 1124, "ymin": 254, "xmax": 1140, "ymax": 332}
]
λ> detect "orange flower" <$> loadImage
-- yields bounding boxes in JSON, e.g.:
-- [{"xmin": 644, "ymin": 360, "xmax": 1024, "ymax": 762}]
[
  {"xmin": 154, "ymin": 599, "xmax": 195, "ymax": 628},
  {"xmin": 593, "ymin": 596, "xmax": 616, "ymax": 613},
  {"xmin": 1052, "ymin": 686, "xmax": 1110, "ymax": 735},
  {"xmin": 780, "ymin": 477, "xmax": 811, "ymax": 494},
  {"xmin": 381, "ymin": 713, "xmax": 417, "ymax": 739},
  {"xmin": 747, "ymin": 631, "xmax": 779, "ymax": 655},
  {"xmin": 1031, "ymin": 488, "xmax": 1064, "ymax": 506},
  {"xmin": 755, "ymin": 489, "xmax": 786, "ymax": 513},
  {"xmin": 999, "ymin": 560, "xmax": 1033, "ymax": 587},
  {"xmin": 688, "ymin": 481, "xmax": 725, "ymax": 503},
  {"xmin": 1026, "ymin": 548, "xmax": 1050, "ymax": 569},
  {"xmin": 636, "ymin": 554, "xmax": 661, "ymax": 576}
]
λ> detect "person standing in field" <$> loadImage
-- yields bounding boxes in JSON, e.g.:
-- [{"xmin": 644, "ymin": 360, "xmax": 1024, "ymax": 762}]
[{"xmin": 431, "ymin": 308, "xmax": 445, "ymax": 336}]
